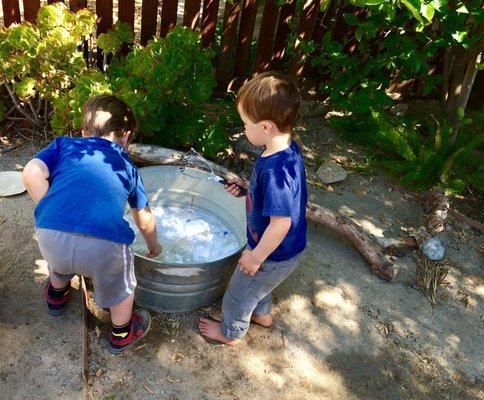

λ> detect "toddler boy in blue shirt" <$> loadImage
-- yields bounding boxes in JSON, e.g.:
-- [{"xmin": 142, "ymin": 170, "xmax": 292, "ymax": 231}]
[
  {"xmin": 199, "ymin": 71, "xmax": 307, "ymax": 345},
  {"xmin": 22, "ymin": 95, "xmax": 162, "ymax": 354}
]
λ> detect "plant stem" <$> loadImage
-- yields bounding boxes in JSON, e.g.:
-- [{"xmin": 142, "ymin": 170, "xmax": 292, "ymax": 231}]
[{"xmin": 4, "ymin": 83, "xmax": 41, "ymax": 127}]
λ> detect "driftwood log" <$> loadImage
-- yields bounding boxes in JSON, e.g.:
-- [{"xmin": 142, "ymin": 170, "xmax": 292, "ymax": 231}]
[{"xmin": 128, "ymin": 144, "xmax": 418, "ymax": 281}]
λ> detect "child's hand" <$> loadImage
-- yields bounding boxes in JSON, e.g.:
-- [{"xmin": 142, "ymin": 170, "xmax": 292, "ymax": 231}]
[
  {"xmin": 238, "ymin": 249, "xmax": 262, "ymax": 276},
  {"xmin": 146, "ymin": 242, "xmax": 162, "ymax": 258},
  {"xmin": 225, "ymin": 179, "xmax": 248, "ymax": 197}
]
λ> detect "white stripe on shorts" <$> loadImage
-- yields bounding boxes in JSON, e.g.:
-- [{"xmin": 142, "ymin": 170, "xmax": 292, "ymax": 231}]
[
  {"xmin": 123, "ymin": 244, "xmax": 133, "ymax": 295},
  {"xmin": 128, "ymin": 246, "xmax": 136, "ymax": 286}
]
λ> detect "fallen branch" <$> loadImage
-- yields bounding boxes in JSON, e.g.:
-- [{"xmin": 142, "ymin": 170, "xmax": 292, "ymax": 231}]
[
  {"xmin": 128, "ymin": 143, "xmax": 242, "ymax": 183},
  {"xmin": 306, "ymin": 203, "xmax": 399, "ymax": 281}
]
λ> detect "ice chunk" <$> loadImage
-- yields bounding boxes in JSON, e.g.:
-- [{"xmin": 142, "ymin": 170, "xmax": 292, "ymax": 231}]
[{"xmin": 125, "ymin": 204, "xmax": 241, "ymax": 264}]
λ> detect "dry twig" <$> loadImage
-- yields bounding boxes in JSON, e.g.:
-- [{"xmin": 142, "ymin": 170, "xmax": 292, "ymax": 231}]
[{"xmin": 415, "ymin": 252, "xmax": 451, "ymax": 307}]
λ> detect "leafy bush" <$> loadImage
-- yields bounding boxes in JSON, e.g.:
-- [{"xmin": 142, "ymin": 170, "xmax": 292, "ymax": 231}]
[
  {"xmin": 0, "ymin": 5, "xmax": 226, "ymax": 157},
  {"xmin": 329, "ymin": 110, "xmax": 484, "ymax": 193},
  {"xmin": 52, "ymin": 26, "xmax": 224, "ymax": 155},
  {"xmin": 308, "ymin": 0, "xmax": 483, "ymax": 116},
  {"xmin": 0, "ymin": 3, "xmax": 95, "ymax": 128}
]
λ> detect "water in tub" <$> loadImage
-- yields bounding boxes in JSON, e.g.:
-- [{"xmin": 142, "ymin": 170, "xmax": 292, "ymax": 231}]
[{"xmin": 125, "ymin": 202, "xmax": 240, "ymax": 264}]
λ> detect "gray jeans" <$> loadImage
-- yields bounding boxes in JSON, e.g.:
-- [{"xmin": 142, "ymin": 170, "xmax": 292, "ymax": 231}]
[{"xmin": 221, "ymin": 252, "xmax": 301, "ymax": 340}]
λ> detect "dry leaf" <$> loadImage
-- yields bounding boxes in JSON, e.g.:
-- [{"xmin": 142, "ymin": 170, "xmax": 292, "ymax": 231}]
[
  {"xmin": 144, "ymin": 385, "xmax": 156, "ymax": 395},
  {"xmin": 171, "ymin": 353, "xmax": 183, "ymax": 362},
  {"xmin": 167, "ymin": 376, "xmax": 182, "ymax": 384},
  {"xmin": 95, "ymin": 369, "xmax": 103, "ymax": 378},
  {"xmin": 95, "ymin": 325, "xmax": 101, "ymax": 338},
  {"xmin": 353, "ymin": 186, "xmax": 368, "ymax": 196},
  {"xmin": 379, "ymin": 213, "xmax": 391, "ymax": 226},
  {"xmin": 477, "ymin": 243, "xmax": 484, "ymax": 254}
]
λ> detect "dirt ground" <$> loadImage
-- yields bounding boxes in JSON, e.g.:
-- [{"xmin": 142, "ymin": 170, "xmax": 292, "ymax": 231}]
[{"xmin": 0, "ymin": 115, "xmax": 483, "ymax": 400}]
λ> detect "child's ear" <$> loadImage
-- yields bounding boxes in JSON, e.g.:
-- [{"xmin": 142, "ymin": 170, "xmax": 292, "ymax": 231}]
[{"xmin": 261, "ymin": 121, "xmax": 273, "ymax": 133}]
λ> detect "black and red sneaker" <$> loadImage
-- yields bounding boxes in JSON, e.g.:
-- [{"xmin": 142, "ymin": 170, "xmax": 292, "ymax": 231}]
[
  {"xmin": 44, "ymin": 280, "xmax": 71, "ymax": 316},
  {"xmin": 107, "ymin": 310, "xmax": 151, "ymax": 355}
]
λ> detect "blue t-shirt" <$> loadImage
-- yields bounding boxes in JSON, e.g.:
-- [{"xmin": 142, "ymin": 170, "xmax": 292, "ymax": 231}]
[
  {"xmin": 246, "ymin": 141, "xmax": 307, "ymax": 261},
  {"xmin": 34, "ymin": 136, "xmax": 148, "ymax": 244}
]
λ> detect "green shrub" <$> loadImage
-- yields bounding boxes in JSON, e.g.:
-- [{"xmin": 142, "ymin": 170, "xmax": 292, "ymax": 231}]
[
  {"xmin": 0, "ymin": 3, "xmax": 96, "ymax": 128},
  {"xmin": 328, "ymin": 110, "xmax": 484, "ymax": 193}
]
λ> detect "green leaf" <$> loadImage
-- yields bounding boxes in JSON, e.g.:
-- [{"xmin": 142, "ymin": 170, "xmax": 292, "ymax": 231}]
[
  {"xmin": 401, "ymin": 0, "xmax": 424, "ymax": 23},
  {"xmin": 343, "ymin": 13, "xmax": 359, "ymax": 26},
  {"xmin": 431, "ymin": 0, "xmax": 447, "ymax": 11},
  {"xmin": 14, "ymin": 77, "xmax": 36, "ymax": 100},
  {"xmin": 452, "ymin": 31, "xmax": 467, "ymax": 42},
  {"xmin": 457, "ymin": 107, "xmax": 465, "ymax": 119},
  {"xmin": 420, "ymin": 3, "xmax": 435, "ymax": 22},
  {"xmin": 365, "ymin": 0, "xmax": 386, "ymax": 4}
]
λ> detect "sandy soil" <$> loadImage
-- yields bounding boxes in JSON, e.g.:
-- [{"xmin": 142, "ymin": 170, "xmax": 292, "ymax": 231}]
[{"xmin": 0, "ymin": 117, "xmax": 483, "ymax": 400}]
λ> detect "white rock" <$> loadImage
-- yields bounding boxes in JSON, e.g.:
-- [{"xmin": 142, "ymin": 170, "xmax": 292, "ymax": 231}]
[{"xmin": 316, "ymin": 161, "xmax": 347, "ymax": 184}]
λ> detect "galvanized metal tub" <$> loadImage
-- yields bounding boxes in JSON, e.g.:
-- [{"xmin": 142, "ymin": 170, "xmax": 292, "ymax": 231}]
[{"xmin": 132, "ymin": 165, "xmax": 246, "ymax": 313}]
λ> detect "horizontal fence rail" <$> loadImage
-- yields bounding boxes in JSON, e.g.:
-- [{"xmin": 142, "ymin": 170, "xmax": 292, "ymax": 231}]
[{"xmin": 0, "ymin": 0, "xmax": 359, "ymax": 91}]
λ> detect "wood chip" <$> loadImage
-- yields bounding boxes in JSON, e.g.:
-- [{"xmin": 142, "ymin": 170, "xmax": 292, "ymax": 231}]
[
  {"xmin": 353, "ymin": 186, "xmax": 368, "ymax": 196},
  {"xmin": 144, "ymin": 385, "xmax": 156, "ymax": 395},
  {"xmin": 171, "ymin": 353, "xmax": 184, "ymax": 362},
  {"xmin": 95, "ymin": 325, "xmax": 101, "ymax": 338},
  {"xmin": 379, "ymin": 213, "xmax": 391, "ymax": 226},
  {"xmin": 95, "ymin": 369, "xmax": 103, "ymax": 377},
  {"xmin": 167, "ymin": 376, "xmax": 182, "ymax": 384}
]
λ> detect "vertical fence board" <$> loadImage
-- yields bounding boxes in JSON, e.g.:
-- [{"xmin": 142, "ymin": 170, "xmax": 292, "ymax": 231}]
[
  {"xmin": 183, "ymin": 0, "xmax": 201, "ymax": 30},
  {"xmin": 2, "ymin": 0, "xmax": 21, "ymax": 26},
  {"xmin": 254, "ymin": 0, "xmax": 279, "ymax": 73},
  {"xmin": 23, "ymin": 0, "xmax": 40, "ymax": 23},
  {"xmin": 216, "ymin": 0, "xmax": 241, "ymax": 90},
  {"xmin": 141, "ymin": 0, "xmax": 158, "ymax": 45},
  {"xmin": 118, "ymin": 0, "xmax": 135, "ymax": 55},
  {"xmin": 160, "ymin": 0, "xmax": 177, "ymax": 37},
  {"xmin": 96, "ymin": 0, "xmax": 113, "ymax": 69},
  {"xmin": 118, "ymin": 0, "xmax": 135, "ymax": 28},
  {"xmin": 311, "ymin": 1, "xmax": 335, "ymax": 44},
  {"xmin": 201, "ymin": 0, "xmax": 218, "ymax": 47},
  {"xmin": 272, "ymin": 0, "xmax": 297, "ymax": 68},
  {"xmin": 332, "ymin": 3, "xmax": 351, "ymax": 42},
  {"xmin": 233, "ymin": 0, "xmax": 258, "ymax": 76},
  {"xmin": 70, "ymin": 0, "xmax": 87, "ymax": 12},
  {"xmin": 289, "ymin": 0, "xmax": 321, "ymax": 77}
]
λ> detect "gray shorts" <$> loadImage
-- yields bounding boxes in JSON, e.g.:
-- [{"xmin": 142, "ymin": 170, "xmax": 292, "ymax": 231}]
[
  {"xmin": 36, "ymin": 228, "xmax": 136, "ymax": 308},
  {"xmin": 221, "ymin": 251, "xmax": 301, "ymax": 340}
]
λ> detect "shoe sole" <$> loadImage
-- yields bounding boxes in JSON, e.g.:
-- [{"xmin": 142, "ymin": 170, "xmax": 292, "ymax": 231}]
[
  {"xmin": 107, "ymin": 313, "xmax": 152, "ymax": 355},
  {"xmin": 46, "ymin": 305, "xmax": 66, "ymax": 317}
]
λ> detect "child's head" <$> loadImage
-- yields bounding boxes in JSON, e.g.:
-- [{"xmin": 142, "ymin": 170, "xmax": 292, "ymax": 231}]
[
  {"xmin": 236, "ymin": 71, "xmax": 301, "ymax": 136},
  {"xmin": 82, "ymin": 95, "xmax": 136, "ymax": 143}
]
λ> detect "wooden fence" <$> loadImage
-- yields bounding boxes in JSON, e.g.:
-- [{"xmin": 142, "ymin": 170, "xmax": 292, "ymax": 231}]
[{"xmin": 0, "ymin": 0, "xmax": 358, "ymax": 91}]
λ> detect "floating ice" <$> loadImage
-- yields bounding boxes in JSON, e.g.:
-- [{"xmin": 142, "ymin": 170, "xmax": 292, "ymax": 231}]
[{"xmin": 125, "ymin": 203, "xmax": 240, "ymax": 264}]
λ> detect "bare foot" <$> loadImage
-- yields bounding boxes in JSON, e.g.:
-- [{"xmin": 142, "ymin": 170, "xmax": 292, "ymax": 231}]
[
  {"xmin": 251, "ymin": 313, "xmax": 273, "ymax": 328},
  {"xmin": 198, "ymin": 317, "xmax": 240, "ymax": 346}
]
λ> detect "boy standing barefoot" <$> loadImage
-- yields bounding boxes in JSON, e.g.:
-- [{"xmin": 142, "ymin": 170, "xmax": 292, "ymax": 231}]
[
  {"xmin": 199, "ymin": 71, "xmax": 307, "ymax": 345},
  {"xmin": 23, "ymin": 95, "xmax": 162, "ymax": 354}
]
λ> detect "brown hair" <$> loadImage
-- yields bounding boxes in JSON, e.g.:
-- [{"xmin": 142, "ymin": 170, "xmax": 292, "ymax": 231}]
[
  {"xmin": 236, "ymin": 71, "xmax": 301, "ymax": 133},
  {"xmin": 82, "ymin": 95, "xmax": 137, "ymax": 138}
]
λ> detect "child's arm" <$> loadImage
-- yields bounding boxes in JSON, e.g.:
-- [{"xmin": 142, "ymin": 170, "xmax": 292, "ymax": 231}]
[
  {"xmin": 131, "ymin": 206, "xmax": 163, "ymax": 258},
  {"xmin": 22, "ymin": 158, "xmax": 50, "ymax": 204},
  {"xmin": 239, "ymin": 215, "xmax": 291, "ymax": 275}
]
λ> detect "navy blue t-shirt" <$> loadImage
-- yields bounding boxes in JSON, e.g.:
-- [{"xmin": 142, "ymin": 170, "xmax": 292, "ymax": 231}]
[
  {"xmin": 34, "ymin": 136, "xmax": 148, "ymax": 244},
  {"xmin": 246, "ymin": 141, "xmax": 307, "ymax": 261}
]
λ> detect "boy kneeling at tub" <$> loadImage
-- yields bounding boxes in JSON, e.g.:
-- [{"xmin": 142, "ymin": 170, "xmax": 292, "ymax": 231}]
[
  {"xmin": 199, "ymin": 71, "xmax": 307, "ymax": 345},
  {"xmin": 22, "ymin": 95, "xmax": 162, "ymax": 354}
]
